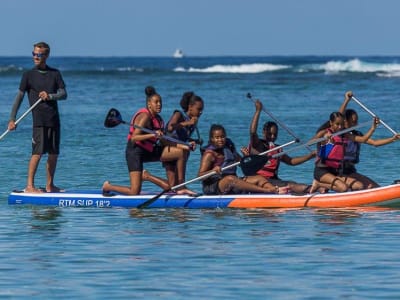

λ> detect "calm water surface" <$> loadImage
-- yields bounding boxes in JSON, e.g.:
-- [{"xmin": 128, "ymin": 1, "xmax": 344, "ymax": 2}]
[{"xmin": 0, "ymin": 56, "xmax": 399, "ymax": 299}]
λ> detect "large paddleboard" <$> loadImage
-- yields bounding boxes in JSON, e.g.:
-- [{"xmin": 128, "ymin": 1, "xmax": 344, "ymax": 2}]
[{"xmin": 8, "ymin": 183, "xmax": 400, "ymax": 209}]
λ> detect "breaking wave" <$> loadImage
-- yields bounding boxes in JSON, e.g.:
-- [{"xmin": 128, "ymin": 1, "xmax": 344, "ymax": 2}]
[
  {"xmin": 311, "ymin": 58, "xmax": 400, "ymax": 76},
  {"xmin": 174, "ymin": 63, "xmax": 290, "ymax": 74}
]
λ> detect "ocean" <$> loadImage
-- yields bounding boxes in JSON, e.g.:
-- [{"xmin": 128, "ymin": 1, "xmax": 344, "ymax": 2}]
[{"xmin": 0, "ymin": 55, "xmax": 399, "ymax": 299}]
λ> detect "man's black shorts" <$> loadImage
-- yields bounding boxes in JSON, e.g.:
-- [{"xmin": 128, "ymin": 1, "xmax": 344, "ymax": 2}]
[{"xmin": 32, "ymin": 126, "xmax": 60, "ymax": 155}]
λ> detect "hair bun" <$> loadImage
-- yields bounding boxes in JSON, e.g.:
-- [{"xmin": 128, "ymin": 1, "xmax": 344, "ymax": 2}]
[{"xmin": 145, "ymin": 86, "xmax": 156, "ymax": 97}]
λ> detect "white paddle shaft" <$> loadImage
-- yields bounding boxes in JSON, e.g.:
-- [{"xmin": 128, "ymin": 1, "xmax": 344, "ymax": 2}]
[
  {"xmin": 0, "ymin": 98, "xmax": 42, "ymax": 141},
  {"xmin": 352, "ymin": 96, "xmax": 397, "ymax": 135}
]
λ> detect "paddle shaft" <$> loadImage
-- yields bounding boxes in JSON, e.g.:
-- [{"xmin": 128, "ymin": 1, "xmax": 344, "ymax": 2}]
[
  {"xmin": 133, "ymin": 125, "xmax": 191, "ymax": 147},
  {"xmin": 137, "ymin": 117, "xmax": 375, "ymax": 208},
  {"xmin": 351, "ymin": 96, "xmax": 397, "ymax": 135},
  {"xmin": 171, "ymin": 139, "xmax": 298, "ymax": 191},
  {"xmin": 0, "ymin": 98, "xmax": 42, "ymax": 141},
  {"xmin": 177, "ymin": 122, "xmax": 365, "ymax": 185},
  {"xmin": 246, "ymin": 93, "xmax": 313, "ymax": 151},
  {"xmin": 136, "ymin": 139, "xmax": 298, "ymax": 208},
  {"xmin": 277, "ymin": 121, "xmax": 372, "ymax": 158}
]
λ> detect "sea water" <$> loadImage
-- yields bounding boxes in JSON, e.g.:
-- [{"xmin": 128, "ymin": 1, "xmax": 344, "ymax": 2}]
[{"xmin": 0, "ymin": 56, "xmax": 399, "ymax": 299}]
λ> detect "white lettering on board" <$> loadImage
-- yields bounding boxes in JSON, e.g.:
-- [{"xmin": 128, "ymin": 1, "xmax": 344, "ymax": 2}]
[{"xmin": 58, "ymin": 199, "xmax": 111, "ymax": 207}]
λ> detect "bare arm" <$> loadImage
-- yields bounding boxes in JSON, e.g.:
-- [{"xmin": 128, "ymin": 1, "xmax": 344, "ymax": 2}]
[
  {"xmin": 281, "ymin": 151, "xmax": 316, "ymax": 166},
  {"xmin": 130, "ymin": 113, "xmax": 159, "ymax": 142},
  {"xmin": 198, "ymin": 152, "xmax": 220, "ymax": 177},
  {"xmin": 365, "ymin": 133, "xmax": 400, "ymax": 147},
  {"xmin": 309, "ymin": 129, "xmax": 329, "ymax": 144},
  {"xmin": 339, "ymin": 90, "xmax": 353, "ymax": 114},
  {"xmin": 249, "ymin": 100, "xmax": 262, "ymax": 147},
  {"xmin": 352, "ymin": 117, "xmax": 379, "ymax": 143},
  {"xmin": 166, "ymin": 111, "xmax": 182, "ymax": 132}
]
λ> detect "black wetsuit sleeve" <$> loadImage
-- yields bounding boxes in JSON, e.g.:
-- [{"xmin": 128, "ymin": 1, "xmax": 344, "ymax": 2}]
[
  {"xmin": 49, "ymin": 88, "xmax": 67, "ymax": 101},
  {"xmin": 9, "ymin": 90, "xmax": 25, "ymax": 121}
]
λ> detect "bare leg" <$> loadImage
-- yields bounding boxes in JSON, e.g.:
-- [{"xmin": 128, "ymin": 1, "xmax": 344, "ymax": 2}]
[
  {"xmin": 25, "ymin": 154, "xmax": 42, "ymax": 193},
  {"xmin": 309, "ymin": 179, "xmax": 331, "ymax": 193},
  {"xmin": 161, "ymin": 146, "xmax": 186, "ymax": 184},
  {"xmin": 103, "ymin": 171, "xmax": 142, "ymax": 195},
  {"xmin": 142, "ymin": 169, "xmax": 170, "ymax": 190},
  {"xmin": 346, "ymin": 172, "xmax": 379, "ymax": 189},
  {"xmin": 318, "ymin": 173, "xmax": 349, "ymax": 193},
  {"xmin": 219, "ymin": 175, "xmax": 288, "ymax": 194},
  {"xmin": 164, "ymin": 162, "xmax": 177, "ymax": 187},
  {"xmin": 142, "ymin": 169, "xmax": 196, "ymax": 195},
  {"xmin": 341, "ymin": 176, "xmax": 364, "ymax": 191},
  {"xmin": 161, "ymin": 146, "xmax": 196, "ymax": 194},
  {"xmin": 46, "ymin": 154, "xmax": 63, "ymax": 192}
]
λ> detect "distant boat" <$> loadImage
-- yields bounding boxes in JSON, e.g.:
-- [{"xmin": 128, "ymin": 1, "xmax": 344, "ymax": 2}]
[{"xmin": 173, "ymin": 49, "xmax": 184, "ymax": 58}]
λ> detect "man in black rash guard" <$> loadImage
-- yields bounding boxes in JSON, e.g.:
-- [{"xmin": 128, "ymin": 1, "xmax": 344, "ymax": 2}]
[{"xmin": 7, "ymin": 42, "xmax": 67, "ymax": 193}]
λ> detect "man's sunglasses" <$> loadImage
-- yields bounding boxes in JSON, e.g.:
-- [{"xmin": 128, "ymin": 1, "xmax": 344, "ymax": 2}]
[{"xmin": 32, "ymin": 52, "xmax": 46, "ymax": 58}]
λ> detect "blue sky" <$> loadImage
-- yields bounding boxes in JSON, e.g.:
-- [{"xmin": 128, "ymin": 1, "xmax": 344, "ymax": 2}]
[{"xmin": 1, "ymin": 0, "xmax": 399, "ymax": 56}]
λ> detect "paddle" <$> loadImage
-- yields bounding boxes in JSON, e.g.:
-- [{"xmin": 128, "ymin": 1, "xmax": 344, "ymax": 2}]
[
  {"xmin": 246, "ymin": 93, "xmax": 313, "ymax": 151},
  {"xmin": 104, "ymin": 107, "xmax": 128, "ymax": 127},
  {"xmin": 0, "ymin": 98, "xmax": 42, "ymax": 141},
  {"xmin": 280, "ymin": 121, "xmax": 373, "ymax": 157},
  {"xmin": 351, "ymin": 96, "xmax": 398, "ymax": 135},
  {"xmin": 136, "ymin": 139, "xmax": 298, "ymax": 209},
  {"xmin": 240, "ymin": 121, "xmax": 372, "ymax": 174},
  {"xmin": 192, "ymin": 127, "xmax": 204, "ymax": 146},
  {"xmin": 104, "ymin": 108, "xmax": 192, "ymax": 148},
  {"xmin": 137, "ymin": 121, "xmax": 372, "ymax": 209}
]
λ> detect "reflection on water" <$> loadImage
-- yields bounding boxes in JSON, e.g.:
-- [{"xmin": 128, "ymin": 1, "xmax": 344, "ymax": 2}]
[
  {"xmin": 129, "ymin": 208, "xmax": 201, "ymax": 223},
  {"xmin": 128, "ymin": 207, "xmax": 298, "ymax": 223},
  {"xmin": 314, "ymin": 206, "xmax": 393, "ymax": 225},
  {"xmin": 30, "ymin": 208, "xmax": 64, "ymax": 232},
  {"xmin": 128, "ymin": 206, "xmax": 397, "ymax": 226},
  {"xmin": 2, "ymin": 202, "xmax": 400, "ymax": 299}
]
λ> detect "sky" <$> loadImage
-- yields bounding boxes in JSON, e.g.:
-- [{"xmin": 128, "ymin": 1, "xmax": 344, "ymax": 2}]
[{"xmin": 1, "ymin": 0, "xmax": 399, "ymax": 57}]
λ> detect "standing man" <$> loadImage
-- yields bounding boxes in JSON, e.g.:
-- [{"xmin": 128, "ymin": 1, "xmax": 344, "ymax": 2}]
[{"xmin": 8, "ymin": 42, "xmax": 67, "ymax": 193}]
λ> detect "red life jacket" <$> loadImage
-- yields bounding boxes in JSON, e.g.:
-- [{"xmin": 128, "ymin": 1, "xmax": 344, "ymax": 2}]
[
  {"xmin": 318, "ymin": 129, "xmax": 346, "ymax": 169},
  {"xmin": 249, "ymin": 141, "xmax": 281, "ymax": 178},
  {"xmin": 127, "ymin": 108, "xmax": 164, "ymax": 152}
]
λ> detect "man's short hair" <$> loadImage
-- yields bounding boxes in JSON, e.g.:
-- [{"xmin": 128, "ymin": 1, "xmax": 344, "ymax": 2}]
[{"xmin": 34, "ymin": 42, "xmax": 50, "ymax": 55}]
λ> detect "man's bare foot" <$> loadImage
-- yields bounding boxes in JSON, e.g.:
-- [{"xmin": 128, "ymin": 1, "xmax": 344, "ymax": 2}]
[
  {"xmin": 46, "ymin": 185, "xmax": 65, "ymax": 193},
  {"xmin": 24, "ymin": 186, "xmax": 44, "ymax": 193}
]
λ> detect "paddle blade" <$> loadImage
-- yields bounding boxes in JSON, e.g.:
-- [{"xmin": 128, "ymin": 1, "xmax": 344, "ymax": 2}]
[
  {"xmin": 137, "ymin": 189, "xmax": 170, "ymax": 209},
  {"xmin": 104, "ymin": 108, "xmax": 126, "ymax": 128},
  {"xmin": 240, "ymin": 155, "xmax": 269, "ymax": 176}
]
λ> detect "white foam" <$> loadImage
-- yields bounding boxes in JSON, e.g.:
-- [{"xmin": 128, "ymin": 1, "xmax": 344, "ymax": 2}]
[
  {"xmin": 174, "ymin": 63, "xmax": 290, "ymax": 74},
  {"xmin": 0, "ymin": 64, "xmax": 22, "ymax": 72},
  {"xmin": 316, "ymin": 58, "xmax": 400, "ymax": 76}
]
